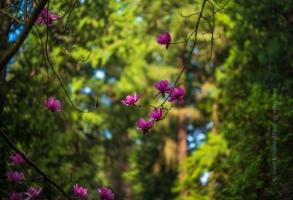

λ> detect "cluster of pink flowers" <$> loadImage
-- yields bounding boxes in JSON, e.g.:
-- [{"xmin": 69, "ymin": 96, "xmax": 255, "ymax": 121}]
[
  {"xmin": 5, "ymin": 30, "xmax": 175, "ymax": 198},
  {"xmin": 121, "ymin": 32, "xmax": 185, "ymax": 134},
  {"xmin": 6, "ymin": 153, "xmax": 42, "ymax": 200},
  {"xmin": 121, "ymin": 79, "xmax": 184, "ymax": 134},
  {"xmin": 6, "ymin": 153, "xmax": 115, "ymax": 199},
  {"xmin": 35, "ymin": 8, "xmax": 61, "ymax": 113},
  {"xmin": 7, "ymin": 187, "xmax": 42, "ymax": 200},
  {"xmin": 73, "ymin": 184, "xmax": 114, "ymax": 200}
]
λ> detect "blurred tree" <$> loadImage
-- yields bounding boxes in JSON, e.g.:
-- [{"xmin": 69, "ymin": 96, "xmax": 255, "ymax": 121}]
[{"xmin": 173, "ymin": 0, "xmax": 293, "ymax": 199}]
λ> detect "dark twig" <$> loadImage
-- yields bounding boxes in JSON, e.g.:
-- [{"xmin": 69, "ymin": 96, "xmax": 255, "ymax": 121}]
[
  {"xmin": 207, "ymin": 0, "xmax": 231, "ymax": 18},
  {"xmin": 0, "ymin": 0, "xmax": 49, "ymax": 72},
  {"xmin": 201, "ymin": 0, "xmax": 223, "ymax": 71},
  {"xmin": 0, "ymin": 129, "xmax": 72, "ymax": 199},
  {"xmin": 158, "ymin": 104, "xmax": 173, "ymax": 121},
  {"xmin": 35, "ymin": 18, "xmax": 97, "ymax": 113},
  {"xmin": 24, "ymin": 0, "xmax": 28, "ymax": 22},
  {"xmin": 33, "ymin": 1, "xmax": 95, "ymax": 112},
  {"xmin": 61, "ymin": 0, "xmax": 79, "ymax": 33},
  {"xmin": 179, "ymin": 11, "xmax": 201, "ymax": 18},
  {"xmin": 61, "ymin": 173, "xmax": 72, "ymax": 188},
  {"xmin": 47, "ymin": 26, "xmax": 92, "ymax": 64},
  {"xmin": 158, "ymin": 0, "xmax": 208, "ymax": 109},
  {"xmin": 0, "ymin": 10, "xmax": 24, "ymax": 24}
]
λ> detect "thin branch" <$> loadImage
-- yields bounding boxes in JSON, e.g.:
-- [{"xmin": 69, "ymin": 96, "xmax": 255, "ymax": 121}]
[
  {"xmin": 24, "ymin": 0, "xmax": 28, "ymax": 22},
  {"xmin": 207, "ymin": 0, "xmax": 231, "ymax": 18},
  {"xmin": 32, "ymin": 2, "xmax": 96, "ymax": 112},
  {"xmin": 60, "ymin": 0, "xmax": 78, "ymax": 32},
  {"xmin": 158, "ymin": 104, "xmax": 173, "ymax": 121},
  {"xmin": 200, "ymin": 0, "xmax": 217, "ymax": 70},
  {"xmin": 179, "ymin": 11, "xmax": 201, "ymax": 18},
  {"xmin": 159, "ymin": 0, "xmax": 208, "ymax": 109},
  {"xmin": 35, "ymin": 25, "xmax": 98, "ymax": 113},
  {"xmin": 213, "ymin": 0, "xmax": 231, "ymax": 9},
  {"xmin": 202, "ymin": 18, "xmax": 214, "ymax": 71},
  {"xmin": 47, "ymin": 25, "xmax": 92, "ymax": 63},
  {"xmin": 0, "ymin": 10, "xmax": 24, "ymax": 24},
  {"xmin": 0, "ymin": 0, "xmax": 49, "ymax": 72},
  {"xmin": 61, "ymin": 173, "xmax": 73, "ymax": 188},
  {"xmin": 2, "ymin": 5, "xmax": 25, "ymax": 13},
  {"xmin": 0, "ymin": 129, "xmax": 72, "ymax": 200}
]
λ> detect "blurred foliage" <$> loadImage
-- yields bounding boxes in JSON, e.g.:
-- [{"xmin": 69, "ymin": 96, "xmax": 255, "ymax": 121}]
[
  {"xmin": 173, "ymin": 0, "xmax": 293, "ymax": 199},
  {"xmin": 1, "ymin": 0, "xmax": 293, "ymax": 199}
]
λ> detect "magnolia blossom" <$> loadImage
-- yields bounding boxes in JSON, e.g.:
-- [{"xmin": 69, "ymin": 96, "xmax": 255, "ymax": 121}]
[
  {"xmin": 25, "ymin": 187, "xmax": 42, "ymax": 200},
  {"xmin": 135, "ymin": 118, "xmax": 153, "ymax": 135},
  {"xmin": 9, "ymin": 153, "xmax": 27, "ymax": 165},
  {"xmin": 168, "ymin": 88, "xmax": 185, "ymax": 103},
  {"xmin": 7, "ymin": 191, "xmax": 23, "ymax": 200},
  {"xmin": 7, "ymin": 171, "xmax": 24, "ymax": 182},
  {"xmin": 154, "ymin": 80, "xmax": 173, "ymax": 97},
  {"xmin": 148, "ymin": 108, "xmax": 162, "ymax": 121},
  {"xmin": 44, "ymin": 97, "xmax": 61, "ymax": 112},
  {"xmin": 121, "ymin": 92, "xmax": 140, "ymax": 106},
  {"xmin": 36, "ymin": 7, "xmax": 60, "ymax": 26},
  {"xmin": 157, "ymin": 31, "xmax": 171, "ymax": 49},
  {"xmin": 73, "ymin": 183, "xmax": 88, "ymax": 198},
  {"xmin": 98, "ymin": 186, "xmax": 114, "ymax": 200}
]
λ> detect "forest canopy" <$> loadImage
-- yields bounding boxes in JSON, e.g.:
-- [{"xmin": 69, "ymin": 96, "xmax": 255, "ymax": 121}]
[{"xmin": 0, "ymin": 0, "xmax": 292, "ymax": 199}]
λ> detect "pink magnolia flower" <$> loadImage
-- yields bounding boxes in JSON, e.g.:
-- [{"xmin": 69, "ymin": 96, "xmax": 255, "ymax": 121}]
[
  {"xmin": 135, "ymin": 118, "xmax": 153, "ymax": 135},
  {"xmin": 148, "ymin": 108, "xmax": 162, "ymax": 121},
  {"xmin": 36, "ymin": 7, "xmax": 60, "ymax": 26},
  {"xmin": 157, "ymin": 31, "xmax": 171, "ymax": 49},
  {"xmin": 154, "ymin": 80, "xmax": 173, "ymax": 97},
  {"xmin": 7, "ymin": 171, "xmax": 24, "ymax": 182},
  {"xmin": 7, "ymin": 191, "xmax": 23, "ymax": 200},
  {"xmin": 9, "ymin": 153, "xmax": 27, "ymax": 165},
  {"xmin": 168, "ymin": 88, "xmax": 185, "ymax": 104},
  {"xmin": 73, "ymin": 183, "xmax": 88, "ymax": 198},
  {"xmin": 121, "ymin": 92, "xmax": 140, "ymax": 106},
  {"xmin": 25, "ymin": 187, "xmax": 42, "ymax": 200},
  {"xmin": 44, "ymin": 97, "xmax": 61, "ymax": 112},
  {"xmin": 98, "ymin": 186, "xmax": 114, "ymax": 200}
]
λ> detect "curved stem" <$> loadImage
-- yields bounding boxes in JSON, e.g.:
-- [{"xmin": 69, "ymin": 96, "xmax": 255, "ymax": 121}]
[
  {"xmin": 0, "ymin": 0, "xmax": 49, "ymax": 72},
  {"xmin": 0, "ymin": 129, "xmax": 72, "ymax": 199}
]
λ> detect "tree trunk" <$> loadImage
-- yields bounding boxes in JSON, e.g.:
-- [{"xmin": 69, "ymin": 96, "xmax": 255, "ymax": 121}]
[
  {"xmin": 0, "ymin": 0, "xmax": 11, "ymax": 112},
  {"xmin": 177, "ymin": 49, "xmax": 187, "ymax": 196},
  {"xmin": 208, "ymin": 101, "xmax": 219, "ymax": 199}
]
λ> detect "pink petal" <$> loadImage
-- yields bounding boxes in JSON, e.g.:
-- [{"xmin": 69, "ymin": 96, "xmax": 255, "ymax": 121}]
[
  {"xmin": 165, "ymin": 31, "xmax": 171, "ymax": 42},
  {"xmin": 168, "ymin": 97, "xmax": 176, "ymax": 102},
  {"xmin": 48, "ymin": 97, "xmax": 55, "ymax": 105},
  {"xmin": 154, "ymin": 82, "xmax": 162, "ymax": 90},
  {"xmin": 53, "ymin": 100, "xmax": 61, "ymax": 112},
  {"xmin": 179, "ymin": 88, "xmax": 185, "ymax": 96}
]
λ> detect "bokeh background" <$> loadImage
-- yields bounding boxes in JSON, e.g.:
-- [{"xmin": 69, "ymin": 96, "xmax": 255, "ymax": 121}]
[{"xmin": 1, "ymin": 0, "xmax": 293, "ymax": 199}]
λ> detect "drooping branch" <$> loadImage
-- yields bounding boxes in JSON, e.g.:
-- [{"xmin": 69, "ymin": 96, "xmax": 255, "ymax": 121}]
[
  {"xmin": 0, "ymin": 0, "xmax": 49, "ymax": 72},
  {"xmin": 157, "ymin": 0, "xmax": 208, "ymax": 110},
  {"xmin": 35, "ymin": 25, "xmax": 98, "ymax": 113},
  {"xmin": 0, "ymin": 129, "xmax": 72, "ymax": 199}
]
